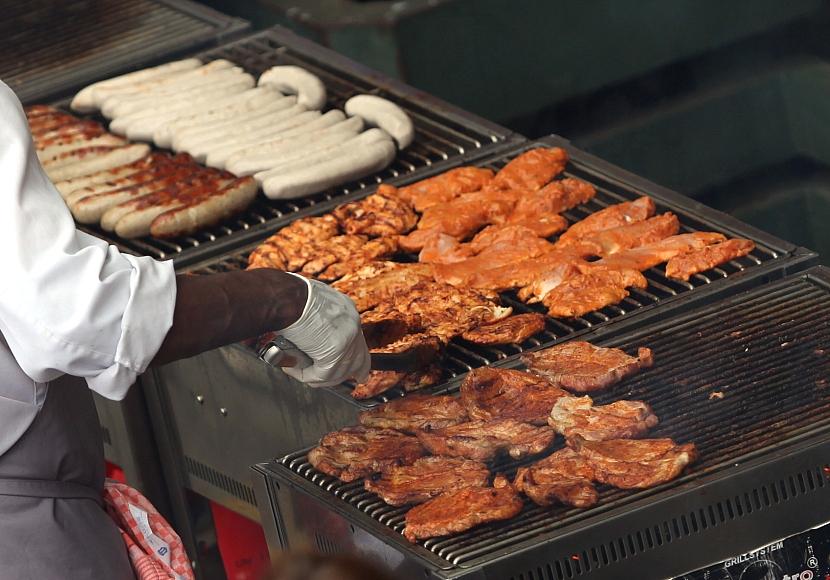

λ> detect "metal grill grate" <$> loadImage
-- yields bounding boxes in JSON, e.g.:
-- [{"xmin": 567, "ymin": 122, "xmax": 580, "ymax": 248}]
[
  {"xmin": 275, "ymin": 271, "xmax": 830, "ymax": 571},
  {"xmin": 2, "ymin": 0, "xmax": 246, "ymax": 104},
  {"xmin": 187, "ymin": 138, "xmax": 803, "ymax": 406},
  {"xmin": 71, "ymin": 27, "xmax": 512, "ymax": 265}
]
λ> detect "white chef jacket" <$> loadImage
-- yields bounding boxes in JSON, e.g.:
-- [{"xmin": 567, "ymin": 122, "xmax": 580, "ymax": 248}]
[{"xmin": 0, "ymin": 81, "xmax": 176, "ymax": 455}]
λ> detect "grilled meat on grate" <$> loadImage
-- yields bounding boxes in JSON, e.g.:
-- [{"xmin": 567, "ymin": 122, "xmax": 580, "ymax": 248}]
[
  {"xmin": 549, "ymin": 396, "xmax": 659, "ymax": 441},
  {"xmin": 365, "ymin": 456, "xmax": 490, "ymax": 506},
  {"xmin": 460, "ymin": 367, "xmax": 569, "ymax": 425},
  {"xmin": 665, "ymin": 238, "xmax": 755, "ymax": 281},
  {"xmin": 460, "ymin": 313, "xmax": 547, "ymax": 345},
  {"xmin": 332, "ymin": 191, "xmax": 418, "ymax": 237},
  {"xmin": 416, "ymin": 419, "xmax": 555, "ymax": 461},
  {"xmin": 403, "ymin": 475, "xmax": 524, "ymax": 541},
  {"xmin": 539, "ymin": 266, "xmax": 648, "ymax": 318},
  {"xmin": 332, "ymin": 261, "xmax": 435, "ymax": 313},
  {"xmin": 307, "ymin": 426, "xmax": 425, "ymax": 482},
  {"xmin": 389, "ymin": 167, "xmax": 495, "ymax": 212},
  {"xmin": 571, "ymin": 436, "xmax": 698, "ymax": 489},
  {"xmin": 504, "ymin": 177, "xmax": 596, "ymax": 236},
  {"xmin": 558, "ymin": 196, "xmax": 656, "ymax": 242},
  {"xmin": 522, "ymin": 341, "xmax": 653, "ymax": 392},
  {"xmin": 490, "ymin": 147, "xmax": 569, "ymax": 191},
  {"xmin": 351, "ymin": 365, "xmax": 443, "ymax": 400},
  {"xmin": 514, "ymin": 448, "xmax": 598, "ymax": 508},
  {"xmin": 358, "ymin": 395, "xmax": 467, "ymax": 433},
  {"xmin": 597, "ymin": 232, "xmax": 727, "ymax": 272},
  {"xmin": 554, "ymin": 212, "xmax": 680, "ymax": 258}
]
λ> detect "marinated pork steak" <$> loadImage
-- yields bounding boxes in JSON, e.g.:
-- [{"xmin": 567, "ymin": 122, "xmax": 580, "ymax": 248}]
[
  {"xmin": 570, "ymin": 436, "xmax": 698, "ymax": 489},
  {"xmin": 460, "ymin": 313, "xmax": 547, "ymax": 345},
  {"xmin": 522, "ymin": 341, "xmax": 654, "ymax": 392},
  {"xmin": 390, "ymin": 167, "xmax": 495, "ymax": 211},
  {"xmin": 358, "ymin": 395, "xmax": 468, "ymax": 433},
  {"xmin": 460, "ymin": 367, "xmax": 570, "ymax": 425},
  {"xmin": 331, "ymin": 261, "xmax": 435, "ymax": 313},
  {"xmin": 308, "ymin": 426, "xmax": 425, "ymax": 482},
  {"xmin": 365, "ymin": 456, "xmax": 490, "ymax": 506},
  {"xmin": 514, "ymin": 448, "xmax": 598, "ymax": 508},
  {"xmin": 332, "ymin": 191, "xmax": 418, "ymax": 237},
  {"xmin": 351, "ymin": 365, "xmax": 443, "ymax": 400},
  {"xmin": 403, "ymin": 475, "xmax": 524, "ymax": 541},
  {"xmin": 665, "ymin": 238, "xmax": 755, "ymax": 281},
  {"xmin": 549, "ymin": 396, "xmax": 659, "ymax": 441},
  {"xmin": 557, "ymin": 196, "xmax": 656, "ymax": 243},
  {"xmin": 416, "ymin": 419, "xmax": 555, "ymax": 461}
]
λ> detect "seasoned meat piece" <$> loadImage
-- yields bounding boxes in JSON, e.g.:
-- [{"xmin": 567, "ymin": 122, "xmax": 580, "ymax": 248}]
[
  {"xmin": 359, "ymin": 395, "xmax": 467, "ymax": 433},
  {"xmin": 247, "ymin": 215, "xmax": 341, "ymax": 271},
  {"xmin": 300, "ymin": 235, "xmax": 368, "ymax": 277},
  {"xmin": 351, "ymin": 365, "xmax": 443, "ymax": 400},
  {"xmin": 506, "ymin": 178, "xmax": 596, "ymax": 230},
  {"xmin": 559, "ymin": 196, "xmax": 656, "ymax": 242},
  {"xmin": 570, "ymin": 436, "xmax": 698, "ymax": 489},
  {"xmin": 555, "ymin": 213, "xmax": 680, "ymax": 258},
  {"xmin": 540, "ymin": 266, "xmax": 648, "ymax": 317},
  {"xmin": 372, "ymin": 332, "xmax": 443, "ymax": 356},
  {"xmin": 425, "ymin": 224, "xmax": 554, "ymax": 268},
  {"xmin": 333, "ymin": 192, "xmax": 418, "ymax": 236},
  {"xmin": 598, "ymin": 232, "xmax": 727, "ymax": 272},
  {"xmin": 665, "ymin": 238, "xmax": 755, "ymax": 281},
  {"xmin": 332, "ymin": 261, "xmax": 435, "ymax": 312},
  {"xmin": 491, "ymin": 148, "xmax": 568, "ymax": 191},
  {"xmin": 468, "ymin": 251, "xmax": 581, "ymax": 293},
  {"xmin": 316, "ymin": 236, "xmax": 400, "ymax": 282},
  {"xmin": 514, "ymin": 448, "xmax": 598, "ymax": 508},
  {"xmin": 549, "ymin": 396, "xmax": 658, "ymax": 441},
  {"xmin": 393, "ymin": 167, "xmax": 495, "ymax": 211},
  {"xmin": 308, "ymin": 426, "xmax": 425, "ymax": 482},
  {"xmin": 522, "ymin": 341, "xmax": 653, "ymax": 392},
  {"xmin": 417, "ymin": 419, "xmax": 556, "ymax": 461},
  {"xmin": 365, "ymin": 456, "xmax": 490, "ymax": 506},
  {"xmin": 460, "ymin": 367, "xmax": 569, "ymax": 425},
  {"xmin": 403, "ymin": 475, "xmax": 524, "ymax": 541},
  {"xmin": 516, "ymin": 261, "xmax": 587, "ymax": 303},
  {"xmin": 461, "ymin": 313, "xmax": 547, "ymax": 345}
]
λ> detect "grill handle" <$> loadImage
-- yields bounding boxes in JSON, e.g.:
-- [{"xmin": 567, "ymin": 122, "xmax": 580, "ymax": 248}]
[{"xmin": 258, "ymin": 337, "xmax": 314, "ymax": 369}]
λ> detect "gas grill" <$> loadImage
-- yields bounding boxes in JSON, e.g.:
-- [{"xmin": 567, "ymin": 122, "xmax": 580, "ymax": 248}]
[
  {"xmin": 142, "ymin": 134, "xmax": 816, "ymax": 527},
  {"xmin": 65, "ymin": 25, "xmax": 516, "ymax": 267},
  {"xmin": 2, "ymin": 0, "xmax": 248, "ymax": 104},
  {"xmin": 253, "ymin": 265, "xmax": 830, "ymax": 580}
]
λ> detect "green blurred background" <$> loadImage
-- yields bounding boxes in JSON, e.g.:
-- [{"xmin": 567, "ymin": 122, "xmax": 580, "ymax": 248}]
[{"xmin": 197, "ymin": 0, "xmax": 830, "ymax": 259}]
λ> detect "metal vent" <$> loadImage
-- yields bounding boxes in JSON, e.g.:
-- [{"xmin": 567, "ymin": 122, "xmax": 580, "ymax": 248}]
[
  {"xmin": 184, "ymin": 455, "xmax": 257, "ymax": 506},
  {"xmin": 314, "ymin": 533, "xmax": 342, "ymax": 555},
  {"xmin": 276, "ymin": 272, "xmax": 830, "ymax": 572}
]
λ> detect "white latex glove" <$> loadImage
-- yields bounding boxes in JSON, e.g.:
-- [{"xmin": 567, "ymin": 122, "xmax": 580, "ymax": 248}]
[{"xmin": 277, "ymin": 272, "xmax": 370, "ymax": 388}]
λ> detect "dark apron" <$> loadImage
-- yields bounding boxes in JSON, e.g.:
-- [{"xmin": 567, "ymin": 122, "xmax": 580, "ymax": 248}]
[{"xmin": 0, "ymin": 375, "xmax": 134, "ymax": 579}]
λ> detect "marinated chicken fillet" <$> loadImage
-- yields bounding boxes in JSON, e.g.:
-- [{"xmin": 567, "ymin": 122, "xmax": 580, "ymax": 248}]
[
  {"xmin": 403, "ymin": 475, "xmax": 524, "ymax": 541},
  {"xmin": 247, "ymin": 215, "xmax": 340, "ymax": 270},
  {"xmin": 460, "ymin": 313, "xmax": 547, "ymax": 345},
  {"xmin": 365, "ymin": 456, "xmax": 490, "ymax": 506},
  {"xmin": 597, "ymin": 232, "xmax": 727, "ymax": 272},
  {"xmin": 309, "ymin": 236, "xmax": 400, "ymax": 282},
  {"xmin": 333, "ymin": 191, "xmax": 418, "ymax": 236},
  {"xmin": 490, "ymin": 147, "xmax": 568, "ymax": 191},
  {"xmin": 351, "ymin": 365, "xmax": 443, "ymax": 400},
  {"xmin": 505, "ymin": 177, "xmax": 596, "ymax": 232},
  {"xmin": 555, "ymin": 213, "xmax": 680, "ymax": 258},
  {"xmin": 359, "ymin": 395, "xmax": 467, "ymax": 433},
  {"xmin": 522, "ymin": 341, "xmax": 654, "ymax": 392},
  {"xmin": 665, "ymin": 238, "xmax": 755, "ymax": 281},
  {"xmin": 307, "ymin": 426, "xmax": 425, "ymax": 482},
  {"xmin": 514, "ymin": 448, "xmax": 598, "ymax": 508},
  {"xmin": 465, "ymin": 251, "xmax": 581, "ymax": 293},
  {"xmin": 460, "ymin": 367, "xmax": 570, "ymax": 425},
  {"xmin": 540, "ymin": 266, "xmax": 648, "ymax": 317},
  {"xmin": 332, "ymin": 262, "xmax": 435, "ymax": 313},
  {"xmin": 417, "ymin": 419, "xmax": 555, "ymax": 461},
  {"xmin": 422, "ymin": 224, "xmax": 554, "ymax": 266},
  {"xmin": 549, "ymin": 396, "xmax": 659, "ymax": 441},
  {"xmin": 570, "ymin": 436, "xmax": 698, "ymax": 489},
  {"xmin": 558, "ymin": 196, "xmax": 656, "ymax": 242},
  {"xmin": 390, "ymin": 167, "xmax": 495, "ymax": 211}
]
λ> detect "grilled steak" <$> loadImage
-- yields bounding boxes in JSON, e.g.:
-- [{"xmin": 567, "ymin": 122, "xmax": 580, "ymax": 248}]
[
  {"xmin": 365, "ymin": 456, "xmax": 490, "ymax": 506},
  {"xmin": 514, "ymin": 448, "xmax": 598, "ymax": 508},
  {"xmin": 461, "ymin": 313, "xmax": 547, "ymax": 345},
  {"xmin": 417, "ymin": 419, "xmax": 555, "ymax": 461},
  {"xmin": 665, "ymin": 238, "xmax": 755, "ymax": 281},
  {"xmin": 549, "ymin": 396, "xmax": 659, "ymax": 441},
  {"xmin": 332, "ymin": 261, "xmax": 435, "ymax": 313},
  {"xmin": 558, "ymin": 196, "xmax": 656, "ymax": 242},
  {"xmin": 333, "ymin": 191, "xmax": 418, "ymax": 237},
  {"xmin": 358, "ymin": 395, "xmax": 467, "ymax": 433},
  {"xmin": 308, "ymin": 426, "xmax": 425, "ymax": 482},
  {"xmin": 571, "ymin": 436, "xmax": 698, "ymax": 489},
  {"xmin": 460, "ymin": 367, "xmax": 569, "ymax": 425},
  {"xmin": 522, "ymin": 341, "xmax": 653, "ymax": 392},
  {"xmin": 351, "ymin": 365, "xmax": 443, "ymax": 400},
  {"xmin": 403, "ymin": 475, "xmax": 524, "ymax": 541}
]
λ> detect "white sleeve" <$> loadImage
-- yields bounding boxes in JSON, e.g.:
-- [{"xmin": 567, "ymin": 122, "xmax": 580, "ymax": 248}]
[{"xmin": 0, "ymin": 81, "xmax": 177, "ymax": 400}]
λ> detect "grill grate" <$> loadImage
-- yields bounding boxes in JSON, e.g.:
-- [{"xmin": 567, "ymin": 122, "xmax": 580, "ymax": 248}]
[
  {"xmin": 276, "ymin": 271, "xmax": 830, "ymax": 571},
  {"xmin": 2, "ymin": 0, "xmax": 246, "ymax": 104},
  {"xmin": 187, "ymin": 138, "xmax": 796, "ymax": 407},
  {"xmin": 70, "ymin": 28, "xmax": 511, "ymax": 265}
]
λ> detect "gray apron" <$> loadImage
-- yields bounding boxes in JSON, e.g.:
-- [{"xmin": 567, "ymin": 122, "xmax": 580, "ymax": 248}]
[{"xmin": 0, "ymin": 375, "xmax": 134, "ymax": 579}]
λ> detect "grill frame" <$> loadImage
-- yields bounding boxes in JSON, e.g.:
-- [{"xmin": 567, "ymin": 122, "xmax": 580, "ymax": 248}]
[
  {"xmin": 253, "ymin": 265, "xmax": 830, "ymax": 580},
  {"xmin": 56, "ymin": 25, "xmax": 518, "ymax": 268},
  {"xmin": 6, "ymin": 0, "xmax": 249, "ymax": 105}
]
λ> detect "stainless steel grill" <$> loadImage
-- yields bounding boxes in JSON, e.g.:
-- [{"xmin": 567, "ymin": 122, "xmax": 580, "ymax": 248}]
[
  {"xmin": 257, "ymin": 266, "xmax": 830, "ymax": 580},
  {"xmin": 72, "ymin": 26, "xmax": 514, "ymax": 266},
  {"xmin": 187, "ymin": 136, "xmax": 813, "ymax": 407},
  {"xmin": 1, "ymin": 0, "xmax": 247, "ymax": 104}
]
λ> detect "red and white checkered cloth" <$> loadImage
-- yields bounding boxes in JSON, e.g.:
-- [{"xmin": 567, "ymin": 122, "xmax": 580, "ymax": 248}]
[{"xmin": 103, "ymin": 480, "xmax": 195, "ymax": 580}]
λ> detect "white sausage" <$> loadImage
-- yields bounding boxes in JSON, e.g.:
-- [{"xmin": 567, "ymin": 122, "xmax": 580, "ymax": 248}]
[
  {"xmin": 71, "ymin": 58, "xmax": 202, "ymax": 112},
  {"xmin": 345, "ymin": 94, "xmax": 414, "ymax": 149},
  {"xmin": 258, "ymin": 66, "xmax": 327, "ymax": 110}
]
